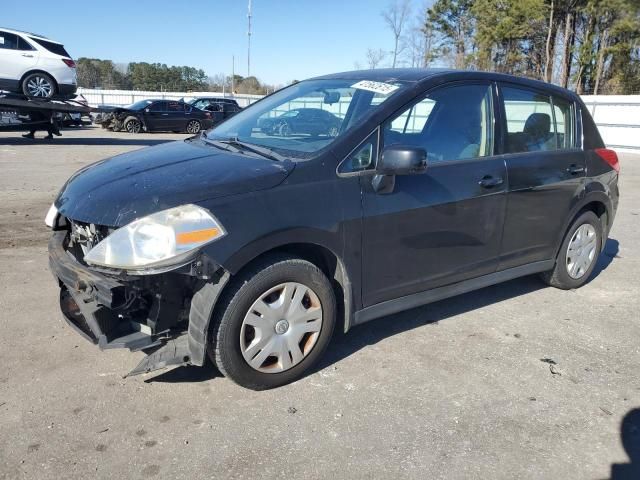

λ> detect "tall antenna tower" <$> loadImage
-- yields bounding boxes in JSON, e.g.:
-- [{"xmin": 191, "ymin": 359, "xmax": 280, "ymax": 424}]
[{"xmin": 247, "ymin": 0, "xmax": 252, "ymax": 77}]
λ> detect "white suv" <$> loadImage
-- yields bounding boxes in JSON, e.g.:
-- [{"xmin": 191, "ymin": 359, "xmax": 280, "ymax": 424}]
[{"xmin": 0, "ymin": 28, "xmax": 77, "ymax": 98}]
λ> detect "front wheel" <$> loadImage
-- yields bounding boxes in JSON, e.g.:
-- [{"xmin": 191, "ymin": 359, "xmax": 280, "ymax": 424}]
[
  {"xmin": 124, "ymin": 117, "xmax": 142, "ymax": 134},
  {"xmin": 209, "ymin": 255, "xmax": 336, "ymax": 390},
  {"xmin": 540, "ymin": 211, "xmax": 602, "ymax": 289}
]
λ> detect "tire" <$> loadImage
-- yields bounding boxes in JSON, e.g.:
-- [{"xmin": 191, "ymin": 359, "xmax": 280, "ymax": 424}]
[
  {"xmin": 208, "ymin": 254, "xmax": 336, "ymax": 390},
  {"xmin": 186, "ymin": 120, "xmax": 201, "ymax": 134},
  {"xmin": 278, "ymin": 122, "xmax": 291, "ymax": 137},
  {"xmin": 539, "ymin": 211, "xmax": 602, "ymax": 289},
  {"xmin": 22, "ymin": 72, "xmax": 56, "ymax": 98},
  {"xmin": 123, "ymin": 117, "xmax": 142, "ymax": 134}
]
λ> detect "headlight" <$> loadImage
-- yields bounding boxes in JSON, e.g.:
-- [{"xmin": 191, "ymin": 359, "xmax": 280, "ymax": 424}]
[
  {"xmin": 84, "ymin": 204, "xmax": 225, "ymax": 272},
  {"xmin": 45, "ymin": 203, "xmax": 58, "ymax": 228}
]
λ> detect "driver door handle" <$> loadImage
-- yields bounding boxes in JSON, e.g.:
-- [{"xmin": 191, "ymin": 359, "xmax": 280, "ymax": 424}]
[
  {"xmin": 478, "ymin": 175, "xmax": 504, "ymax": 188},
  {"xmin": 22, "ymin": 54, "xmax": 34, "ymax": 57}
]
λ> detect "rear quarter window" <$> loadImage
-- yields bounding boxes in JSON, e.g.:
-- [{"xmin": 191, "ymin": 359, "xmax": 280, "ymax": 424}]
[{"xmin": 29, "ymin": 37, "xmax": 71, "ymax": 57}]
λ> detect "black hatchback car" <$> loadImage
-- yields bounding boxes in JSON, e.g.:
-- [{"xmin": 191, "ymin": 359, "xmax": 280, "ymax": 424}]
[
  {"xmin": 46, "ymin": 69, "xmax": 619, "ymax": 390},
  {"xmin": 106, "ymin": 99, "xmax": 213, "ymax": 134}
]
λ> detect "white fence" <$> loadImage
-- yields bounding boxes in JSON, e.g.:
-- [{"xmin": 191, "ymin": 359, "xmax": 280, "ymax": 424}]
[
  {"xmin": 77, "ymin": 88, "xmax": 263, "ymax": 108},
  {"xmin": 581, "ymin": 95, "xmax": 640, "ymax": 152},
  {"xmin": 78, "ymin": 88, "xmax": 640, "ymax": 152}
]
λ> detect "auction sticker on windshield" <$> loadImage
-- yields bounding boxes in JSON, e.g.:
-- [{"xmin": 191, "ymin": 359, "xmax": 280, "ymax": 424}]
[{"xmin": 351, "ymin": 80, "xmax": 400, "ymax": 96}]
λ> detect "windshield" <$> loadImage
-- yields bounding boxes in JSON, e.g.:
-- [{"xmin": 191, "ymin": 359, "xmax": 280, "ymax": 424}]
[
  {"xmin": 206, "ymin": 78, "xmax": 406, "ymax": 159},
  {"xmin": 128, "ymin": 100, "xmax": 153, "ymax": 110}
]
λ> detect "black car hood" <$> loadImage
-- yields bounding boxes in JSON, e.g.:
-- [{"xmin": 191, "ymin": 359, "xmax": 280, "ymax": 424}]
[{"xmin": 55, "ymin": 139, "xmax": 294, "ymax": 226}]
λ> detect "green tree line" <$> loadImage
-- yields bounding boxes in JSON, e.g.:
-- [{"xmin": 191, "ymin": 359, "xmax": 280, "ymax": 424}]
[
  {"xmin": 423, "ymin": 0, "xmax": 640, "ymax": 94},
  {"xmin": 76, "ymin": 58, "xmax": 278, "ymax": 94},
  {"xmin": 76, "ymin": 58, "xmax": 208, "ymax": 91}
]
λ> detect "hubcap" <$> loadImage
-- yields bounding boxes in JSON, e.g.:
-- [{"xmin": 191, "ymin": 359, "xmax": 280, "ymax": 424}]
[
  {"xmin": 240, "ymin": 282, "xmax": 323, "ymax": 373},
  {"xmin": 26, "ymin": 76, "xmax": 53, "ymax": 97},
  {"xmin": 126, "ymin": 121, "xmax": 140, "ymax": 133},
  {"xmin": 566, "ymin": 223, "xmax": 597, "ymax": 279},
  {"xmin": 187, "ymin": 121, "xmax": 200, "ymax": 133}
]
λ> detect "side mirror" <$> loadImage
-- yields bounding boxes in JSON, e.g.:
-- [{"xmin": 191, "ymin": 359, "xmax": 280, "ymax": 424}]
[
  {"xmin": 145, "ymin": 108, "xmax": 150, "ymax": 113},
  {"xmin": 377, "ymin": 144, "xmax": 427, "ymax": 175}
]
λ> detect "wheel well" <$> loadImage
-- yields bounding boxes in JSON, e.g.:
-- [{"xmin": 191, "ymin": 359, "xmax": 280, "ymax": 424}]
[
  {"xmin": 579, "ymin": 201, "xmax": 608, "ymax": 233},
  {"xmin": 228, "ymin": 243, "xmax": 351, "ymax": 332},
  {"xmin": 19, "ymin": 70, "xmax": 59, "ymax": 91}
]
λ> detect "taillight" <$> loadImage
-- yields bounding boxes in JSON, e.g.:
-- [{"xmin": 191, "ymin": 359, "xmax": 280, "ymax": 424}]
[
  {"xmin": 205, "ymin": 112, "xmax": 212, "ymax": 118},
  {"xmin": 595, "ymin": 148, "xmax": 620, "ymax": 173},
  {"xmin": 62, "ymin": 58, "xmax": 76, "ymax": 68}
]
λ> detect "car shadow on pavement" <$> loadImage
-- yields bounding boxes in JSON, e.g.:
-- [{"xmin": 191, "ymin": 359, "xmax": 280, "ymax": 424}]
[
  {"xmin": 145, "ymin": 358, "xmax": 222, "ymax": 384},
  {"xmin": 590, "ymin": 238, "xmax": 620, "ymax": 281},
  {"xmin": 610, "ymin": 408, "xmax": 640, "ymax": 480},
  {"xmin": 314, "ymin": 237, "xmax": 620, "ymax": 375},
  {"xmin": 0, "ymin": 137, "xmax": 175, "ymax": 146}
]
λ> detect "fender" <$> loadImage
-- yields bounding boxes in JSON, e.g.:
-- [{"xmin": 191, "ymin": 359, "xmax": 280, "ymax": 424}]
[
  {"xmin": 222, "ymin": 228, "xmax": 358, "ymax": 332},
  {"xmin": 552, "ymin": 188, "xmax": 613, "ymax": 258}
]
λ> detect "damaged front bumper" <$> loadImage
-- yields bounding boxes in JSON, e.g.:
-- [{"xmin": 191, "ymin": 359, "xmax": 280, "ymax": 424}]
[{"xmin": 48, "ymin": 230, "xmax": 229, "ymax": 376}]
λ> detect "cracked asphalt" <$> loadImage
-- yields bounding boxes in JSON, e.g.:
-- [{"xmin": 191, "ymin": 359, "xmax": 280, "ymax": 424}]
[{"xmin": 0, "ymin": 127, "xmax": 639, "ymax": 479}]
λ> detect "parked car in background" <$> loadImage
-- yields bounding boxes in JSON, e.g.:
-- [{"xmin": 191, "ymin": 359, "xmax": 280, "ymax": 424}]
[
  {"xmin": 99, "ymin": 99, "xmax": 213, "ymax": 133},
  {"xmin": 258, "ymin": 108, "xmax": 342, "ymax": 137},
  {"xmin": 46, "ymin": 69, "xmax": 618, "ymax": 390},
  {"xmin": 0, "ymin": 28, "xmax": 76, "ymax": 98},
  {"xmin": 189, "ymin": 97, "xmax": 242, "ymax": 125}
]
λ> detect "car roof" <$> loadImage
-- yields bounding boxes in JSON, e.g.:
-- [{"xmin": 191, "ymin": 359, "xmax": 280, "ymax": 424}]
[
  {"xmin": 0, "ymin": 27, "xmax": 62, "ymax": 44},
  {"xmin": 312, "ymin": 68, "xmax": 579, "ymax": 100},
  {"xmin": 193, "ymin": 97, "xmax": 237, "ymax": 102}
]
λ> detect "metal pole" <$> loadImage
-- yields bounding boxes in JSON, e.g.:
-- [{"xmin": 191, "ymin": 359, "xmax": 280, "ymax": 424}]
[
  {"xmin": 232, "ymin": 55, "xmax": 235, "ymax": 94},
  {"xmin": 247, "ymin": 0, "xmax": 252, "ymax": 77}
]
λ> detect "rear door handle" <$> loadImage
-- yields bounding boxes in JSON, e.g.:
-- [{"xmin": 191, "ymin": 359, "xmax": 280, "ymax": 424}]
[
  {"xmin": 478, "ymin": 175, "xmax": 504, "ymax": 188},
  {"xmin": 22, "ymin": 54, "xmax": 34, "ymax": 57},
  {"xmin": 567, "ymin": 164, "xmax": 585, "ymax": 175}
]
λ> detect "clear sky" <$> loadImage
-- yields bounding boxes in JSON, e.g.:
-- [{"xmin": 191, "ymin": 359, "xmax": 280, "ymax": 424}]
[{"xmin": 3, "ymin": 0, "xmax": 429, "ymax": 85}]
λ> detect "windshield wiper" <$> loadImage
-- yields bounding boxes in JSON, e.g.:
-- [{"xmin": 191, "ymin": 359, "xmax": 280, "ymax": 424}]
[{"xmin": 219, "ymin": 138, "xmax": 286, "ymax": 162}]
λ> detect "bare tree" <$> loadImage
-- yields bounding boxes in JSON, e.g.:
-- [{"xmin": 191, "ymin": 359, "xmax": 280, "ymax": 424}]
[
  {"xmin": 382, "ymin": 0, "xmax": 412, "ymax": 68},
  {"xmin": 366, "ymin": 48, "xmax": 387, "ymax": 69}
]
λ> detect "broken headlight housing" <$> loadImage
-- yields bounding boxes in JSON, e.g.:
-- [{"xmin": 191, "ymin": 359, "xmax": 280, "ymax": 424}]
[{"xmin": 84, "ymin": 204, "xmax": 225, "ymax": 273}]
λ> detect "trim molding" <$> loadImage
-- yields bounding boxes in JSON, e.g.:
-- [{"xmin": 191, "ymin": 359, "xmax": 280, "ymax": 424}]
[{"xmin": 353, "ymin": 260, "xmax": 554, "ymax": 325}]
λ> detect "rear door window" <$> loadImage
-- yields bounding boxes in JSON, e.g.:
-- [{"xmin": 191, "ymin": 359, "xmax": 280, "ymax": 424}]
[
  {"xmin": 167, "ymin": 101, "xmax": 183, "ymax": 112},
  {"xmin": 383, "ymin": 83, "xmax": 494, "ymax": 162},
  {"xmin": 501, "ymin": 86, "xmax": 574, "ymax": 153},
  {"xmin": 0, "ymin": 32, "xmax": 19, "ymax": 49},
  {"xmin": 551, "ymin": 96, "xmax": 574, "ymax": 149}
]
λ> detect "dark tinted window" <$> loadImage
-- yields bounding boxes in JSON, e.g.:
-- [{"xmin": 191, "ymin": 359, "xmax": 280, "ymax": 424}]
[
  {"xmin": 167, "ymin": 101, "xmax": 183, "ymax": 112},
  {"xmin": 0, "ymin": 32, "xmax": 19, "ymax": 49},
  {"xmin": 383, "ymin": 84, "xmax": 494, "ymax": 162},
  {"xmin": 148, "ymin": 101, "xmax": 167, "ymax": 112},
  {"xmin": 502, "ymin": 86, "xmax": 573, "ymax": 153},
  {"xmin": 17, "ymin": 37, "xmax": 34, "ymax": 50},
  {"xmin": 29, "ymin": 37, "xmax": 71, "ymax": 57}
]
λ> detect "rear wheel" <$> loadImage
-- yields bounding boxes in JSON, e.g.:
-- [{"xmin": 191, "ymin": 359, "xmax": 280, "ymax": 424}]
[
  {"xmin": 124, "ymin": 117, "xmax": 142, "ymax": 134},
  {"xmin": 209, "ymin": 255, "xmax": 336, "ymax": 390},
  {"xmin": 186, "ymin": 120, "xmax": 201, "ymax": 134},
  {"xmin": 22, "ymin": 72, "xmax": 56, "ymax": 98},
  {"xmin": 540, "ymin": 211, "xmax": 602, "ymax": 289}
]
